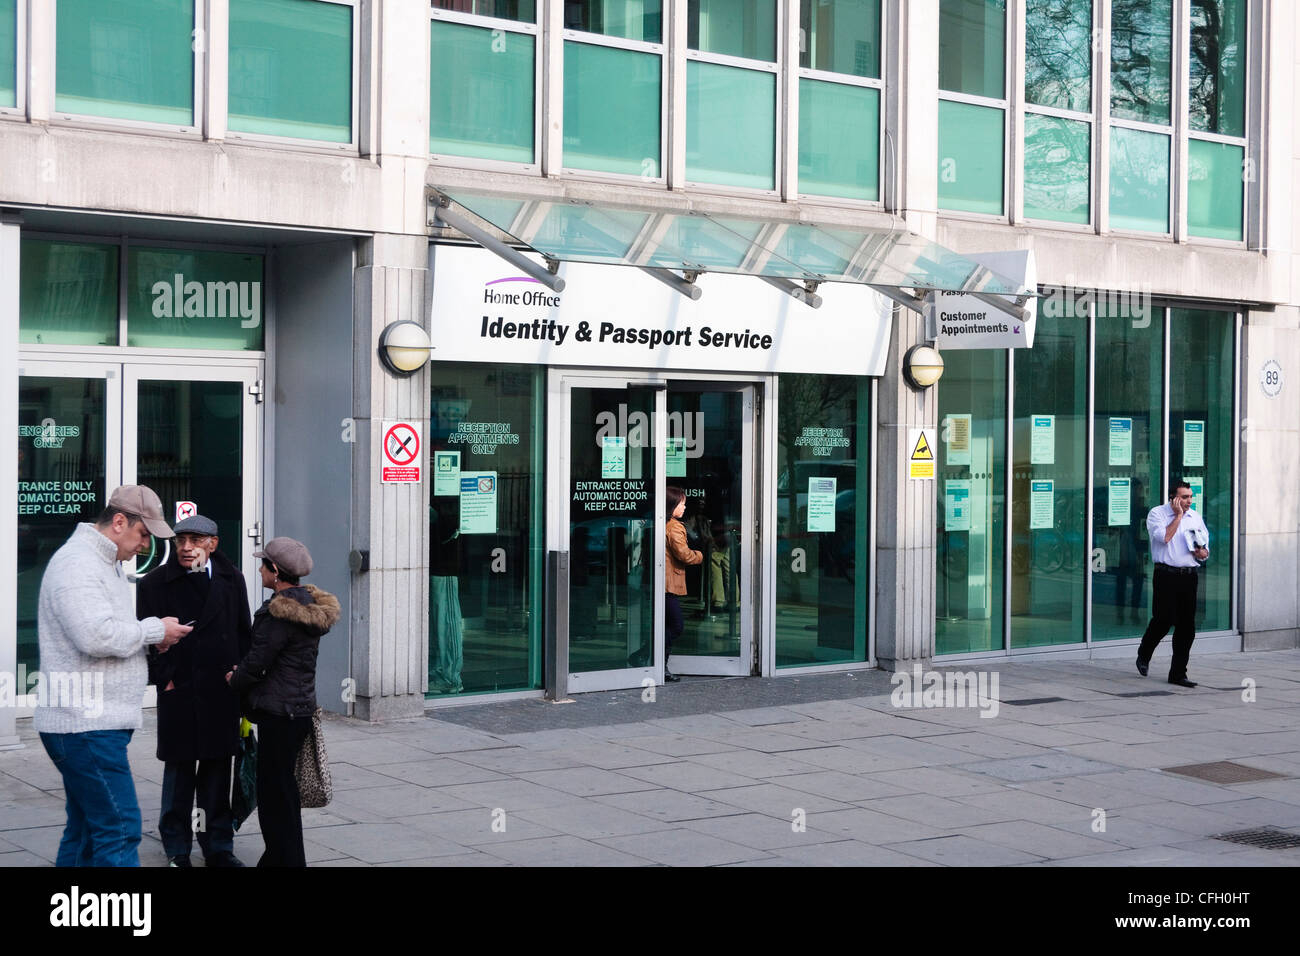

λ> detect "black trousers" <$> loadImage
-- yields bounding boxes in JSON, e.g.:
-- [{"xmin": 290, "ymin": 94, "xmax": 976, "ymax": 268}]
[
  {"xmin": 254, "ymin": 715, "xmax": 311, "ymax": 868},
  {"xmin": 1137, "ymin": 565, "xmax": 1199, "ymax": 681},
  {"xmin": 159, "ymin": 758, "xmax": 234, "ymax": 859},
  {"xmin": 664, "ymin": 593, "xmax": 684, "ymax": 656}
]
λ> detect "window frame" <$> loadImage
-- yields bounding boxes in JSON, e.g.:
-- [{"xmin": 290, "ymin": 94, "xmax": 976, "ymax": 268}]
[
  {"xmin": 0, "ymin": 0, "xmax": 25, "ymax": 118},
  {"xmin": 791, "ymin": 0, "xmax": 887, "ymax": 207},
  {"xmin": 48, "ymin": 0, "xmax": 206, "ymax": 137},
  {"xmin": 429, "ymin": 3, "xmax": 543, "ymax": 175},
  {"xmin": 223, "ymin": 0, "xmax": 360, "ymax": 154}
]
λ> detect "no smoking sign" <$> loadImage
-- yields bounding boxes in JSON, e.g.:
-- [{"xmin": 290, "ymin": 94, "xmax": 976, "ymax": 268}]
[{"xmin": 381, "ymin": 420, "xmax": 422, "ymax": 484}]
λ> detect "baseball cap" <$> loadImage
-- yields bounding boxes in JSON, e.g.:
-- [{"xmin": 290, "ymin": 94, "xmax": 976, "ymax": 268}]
[
  {"xmin": 253, "ymin": 537, "xmax": 313, "ymax": 577},
  {"xmin": 107, "ymin": 485, "xmax": 174, "ymax": 539}
]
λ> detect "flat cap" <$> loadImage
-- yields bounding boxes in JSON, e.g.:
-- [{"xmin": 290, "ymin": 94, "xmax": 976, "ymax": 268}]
[
  {"xmin": 174, "ymin": 515, "xmax": 219, "ymax": 537},
  {"xmin": 254, "ymin": 536, "xmax": 313, "ymax": 578}
]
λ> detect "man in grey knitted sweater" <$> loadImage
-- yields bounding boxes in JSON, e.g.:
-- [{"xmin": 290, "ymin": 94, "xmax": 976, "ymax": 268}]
[{"xmin": 34, "ymin": 485, "xmax": 192, "ymax": 867}]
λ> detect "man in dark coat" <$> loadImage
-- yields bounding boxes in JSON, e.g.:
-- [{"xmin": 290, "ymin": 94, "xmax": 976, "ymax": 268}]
[{"xmin": 137, "ymin": 515, "xmax": 251, "ymax": 867}]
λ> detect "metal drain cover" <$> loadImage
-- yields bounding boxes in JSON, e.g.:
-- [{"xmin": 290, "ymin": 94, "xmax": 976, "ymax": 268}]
[
  {"xmin": 1162, "ymin": 761, "xmax": 1287, "ymax": 784},
  {"xmin": 1211, "ymin": 827, "xmax": 1300, "ymax": 850}
]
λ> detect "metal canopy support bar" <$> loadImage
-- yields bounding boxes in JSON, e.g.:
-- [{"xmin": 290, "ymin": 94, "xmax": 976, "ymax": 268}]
[
  {"xmin": 969, "ymin": 291, "xmax": 1030, "ymax": 324},
  {"xmin": 641, "ymin": 267, "xmax": 703, "ymax": 300},
  {"xmin": 868, "ymin": 284, "xmax": 925, "ymax": 315},
  {"xmin": 432, "ymin": 200, "xmax": 566, "ymax": 293},
  {"xmin": 761, "ymin": 276, "xmax": 823, "ymax": 309}
]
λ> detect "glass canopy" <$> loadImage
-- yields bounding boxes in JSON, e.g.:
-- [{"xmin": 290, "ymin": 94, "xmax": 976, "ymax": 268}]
[{"xmin": 435, "ymin": 187, "xmax": 1024, "ymax": 295}]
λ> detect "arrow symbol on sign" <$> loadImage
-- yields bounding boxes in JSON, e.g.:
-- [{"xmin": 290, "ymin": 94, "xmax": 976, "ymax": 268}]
[{"xmin": 1013, "ymin": 325, "xmax": 1021, "ymax": 334}]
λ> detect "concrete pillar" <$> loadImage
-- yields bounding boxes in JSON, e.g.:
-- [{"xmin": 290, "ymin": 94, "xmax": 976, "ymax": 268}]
[
  {"xmin": 875, "ymin": 0, "xmax": 939, "ymax": 669},
  {"xmin": 1239, "ymin": 306, "xmax": 1300, "ymax": 650},
  {"xmin": 351, "ymin": 234, "xmax": 431, "ymax": 721},
  {"xmin": 1, "ymin": 213, "xmax": 22, "ymax": 749}
]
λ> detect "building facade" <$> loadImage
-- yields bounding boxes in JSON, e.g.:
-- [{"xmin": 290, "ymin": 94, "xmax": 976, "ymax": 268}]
[{"xmin": 3, "ymin": 0, "xmax": 1297, "ymax": 740}]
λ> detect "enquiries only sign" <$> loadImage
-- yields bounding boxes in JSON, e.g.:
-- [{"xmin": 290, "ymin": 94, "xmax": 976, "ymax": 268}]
[{"xmin": 429, "ymin": 245, "xmax": 893, "ymax": 377}]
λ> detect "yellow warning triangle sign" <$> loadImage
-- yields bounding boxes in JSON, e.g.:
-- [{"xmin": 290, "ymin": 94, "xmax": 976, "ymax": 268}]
[{"xmin": 911, "ymin": 432, "xmax": 934, "ymax": 460}]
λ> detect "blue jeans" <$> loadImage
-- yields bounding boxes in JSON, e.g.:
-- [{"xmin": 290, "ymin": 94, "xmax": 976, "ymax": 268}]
[{"xmin": 39, "ymin": 730, "xmax": 142, "ymax": 867}]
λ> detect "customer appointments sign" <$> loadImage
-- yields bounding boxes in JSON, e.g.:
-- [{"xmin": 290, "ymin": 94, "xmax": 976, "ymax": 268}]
[{"xmin": 429, "ymin": 245, "xmax": 892, "ymax": 377}]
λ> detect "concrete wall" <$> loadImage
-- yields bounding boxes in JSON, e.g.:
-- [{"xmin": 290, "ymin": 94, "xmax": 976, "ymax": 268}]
[
  {"xmin": 0, "ymin": 216, "xmax": 20, "ymax": 748},
  {"xmin": 271, "ymin": 240, "xmax": 358, "ymax": 715}
]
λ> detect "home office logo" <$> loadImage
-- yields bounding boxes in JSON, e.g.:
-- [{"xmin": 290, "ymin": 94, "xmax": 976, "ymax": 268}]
[
  {"xmin": 890, "ymin": 665, "xmax": 1000, "ymax": 718},
  {"xmin": 482, "ymin": 276, "xmax": 562, "ymax": 308},
  {"xmin": 1039, "ymin": 281, "xmax": 1152, "ymax": 328},
  {"xmin": 151, "ymin": 273, "xmax": 262, "ymax": 328}
]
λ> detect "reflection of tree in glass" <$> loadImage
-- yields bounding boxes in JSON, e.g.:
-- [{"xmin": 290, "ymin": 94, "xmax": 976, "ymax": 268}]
[
  {"xmin": 1189, "ymin": 0, "xmax": 1243, "ymax": 135},
  {"xmin": 1025, "ymin": 0, "xmax": 1092, "ymax": 113},
  {"xmin": 1110, "ymin": 0, "xmax": 1172, "ymax": 124}
]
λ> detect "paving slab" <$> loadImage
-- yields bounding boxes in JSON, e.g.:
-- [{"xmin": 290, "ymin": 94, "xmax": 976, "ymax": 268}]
[
  {"xmin": 595, "ymin": 829, "xmax": 770, "ymax": 866},
  {"xmin": 889, "ymin": 834, "xmax": 1046, "ymax": 866}
]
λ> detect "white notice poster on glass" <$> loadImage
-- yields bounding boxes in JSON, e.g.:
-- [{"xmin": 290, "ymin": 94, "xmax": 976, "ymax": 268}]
[
  {"xmin": 946, "ymin": 414, "xmax": 972, "ymax": 467},
  {"xmin": 665, "ymin": 437, "xmax": 686, "ymax": 477},
  {"xmin": 433, "ymin": 451, "xmax": 461, "ymax": 496},
  {"xmin": 1109, "ymin": 417, "xmax": 1132, "ymax": 467},
  {"xmin": 1108, "ymin": 478, "xmax": 1131, "ymax": 526},
  {"xmin": 459, "ymin": 472, "xmax": 498, "ymax": 534},
  {"xmin": 1183, "ymin": 420, "xmax": 1205, "ymax": 467},
  {"xmin": 1188, "ymin": 476, "xmax": 1204, "ymax": 512},
  {"xmin": 1030, "ymin": 479, "xmax": 1054, "ymax": 529},
  {"xmin": 945, "ymin": 479, "xmax": 972, "ymax": 532},
  {"xmin": 807, "ymin": 477, "xmax": 837, "ymax": 533},
  {"xmin": 601, "ymin": 436, "xmax": 627, "ymax": 478},
  {"xmin": 1030, "ymin": 415, "xmax": 1055, "ymax": 465}
]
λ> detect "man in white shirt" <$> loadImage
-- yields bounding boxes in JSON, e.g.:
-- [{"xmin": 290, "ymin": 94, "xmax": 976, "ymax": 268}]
[{"xmin": 1136, "ymin": 480, "xmax": 1210, "ymax": 687}]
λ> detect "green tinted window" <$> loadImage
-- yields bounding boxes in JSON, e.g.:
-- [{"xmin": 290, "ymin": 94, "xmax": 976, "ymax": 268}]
[
  {"xmin": 1111, "ymin": 0, "xmax": 1172, "ymax": 124},
  {"xmin": 776, "ymin": 374, "xmax": 870, "ymax": 668},
  {"xmin": 433, "ymin": 0, "xmax": 535, "ymax": 21},
  {"xmin": 20, "ymin": 240, "xmax": 119, "ymax": 346},
  {"xmin": 937, "ymin": 100, "xmax": 1004, "ymax": 215},
  {"xmin": 689, "ymin": 0, "xmax": 776, "ymax": 61},
  {"xmin": 566, "ymin": 0, "xmax": 661, "ymax": 42},
  {"xmin": 430, "ymin": 20, "xmax": 535, "ymax": 163},
  {"xmin": 228, "ymin": 0, "xmax": 352, "ymax": 143},
  {"xmin": 1023, "ymin": 113, "xmax": 1089, "ymax": 224},
  {"xmin": 127, "ymin": 247, "xmax": 265, "ymax": 350},
  {"xmin": 1169, "ymin": 309, "xmax": 1233, "ymax": 632},
  {"xmin": 1190, "ymin": 0, "xmax": 1246, "ymax": 136},
  {"xmin": 1, "ymin": 0, "xmax": 16, "ymax": 108},
  {"xmin": 429, "ymin": 364, "xmax": 544, "ymax": 696},
  {"xmin": 1188, "ymin": 140, "xmax": 1244, "ymax": 241},
  {"xmin": 936, "ymin": 350, "xmax": 1007, "ymax": 655},
  {"xmin": 1109, "ymin": 126, "xmax": 1170, "ymax": 233},
  {"xmin": 800, "ymin": 0, "xmax": 881, "ymax": 79},
  {"xmin": 1025, "ymin": 0, "xmax": 1091, "ymax": 112},
  {"xmin": 563, "ymin": 42, "xmax": 660, "ymax": 177},
  {"xmin": 1091, "ymin": 303, "xmax": 1163, "ymax": 643},
  {"xmin": 1011, "ymin": 312, "xmax": 1087, "ymax": 648},
  {"xmin": 686, "ymin": 61, "xmax": 775, "ymax": 189},
  {"xmin": 939, "ymin": 0, "xmax": 1006, "ymax": 98},
  {"xmin": 55, "ymin": 0, "xmax": 193, "ymax": 125},
  {"xmin": 799, "ymin": 79, "xmax": 879, "ymax": 201}
]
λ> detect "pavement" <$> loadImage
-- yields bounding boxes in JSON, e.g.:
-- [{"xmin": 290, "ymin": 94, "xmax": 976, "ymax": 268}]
[{"xmin": 3, "ymin": 648, "xmax": 1300, "ymax": 867}]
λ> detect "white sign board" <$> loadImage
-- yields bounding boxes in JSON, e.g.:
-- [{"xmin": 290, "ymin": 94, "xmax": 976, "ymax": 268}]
[
  {"xmin": 433, "ymin": 451, "xmax": 461, "ymax": 496},
  {"xmin": 1029, "ymin": 479, "xmax": 1054, "ymax": 530},
  {"xmin": 459, "ymin": 472, "xmax": 497, "ymax": 534},
  {"xmin": 1030, "ymin": 415, "xmax": 1055, "ymax": 465},
  {"xmin": 381, "ymin": 420, "xmax": 422, "ymax": 483},
  {"xmin": 807, "ymin": 477, "xmax": 837, "ymax": 533},
  {"xmin": 1108, "ymin": 417, "xmax": 1132, "ymax": 467},
  {"xmin": 1108, "ymin": 478, "xmax": 1131, "ymax": 526},
  {"xmin": 945, "ymin": 479, "xmax": 972, "ymax": 532},
  {"xmin": 927, "ymin": 250, "xmax": 1037, "ymax": 350},
  {"xmin": 429, "ymin": 245, "xmax": 893, "ymax": 376}
]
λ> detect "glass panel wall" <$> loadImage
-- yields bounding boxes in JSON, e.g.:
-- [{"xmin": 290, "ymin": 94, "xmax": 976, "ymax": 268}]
[
  {"xmin": 1023, "ymin": 0, "xmax": 1091, "ymax": 225},
  {"xmin": 126, "ymin": 247, "xmax": 266, "ymax": 350},
  {"xmin": 1108, "ymin": 0, "xmax": 1173, "ymax": 233},
  {"xmin": 430, "ymin": 18, "xmax": 536, "ymax": 163},
  {"xmin": 1023, "ymin": 114, "xmax": 1089, "ymax": 224},
  {"xmin": 1010, "ymin": 312, "xmax": 1086, "ymax": 647},
  {"xmin": 19, "ymin": 240, "xmax": 120, "ymax": 346},
  {"xmin": 17, "ymin": 377, "xmax": 108, "ymax": 675},
  {"xmin": 797, "ymin": 0, "xmax": 881, "ymax": 201},
  {"xmin": 428, "ymin": 364, "xmax": 543, "ymax": 696},
  {"xmin": 1109, "ymin": 126, "xmax": 1170, "ymax": 234},
  {"xmin": 936, "ymin": 351, "xmax": 1007, "ymax": 655},
  {"xmin": 1091, "ymin": 303, "xmax": 1163, "ymax": 641},
  {"xmin": 1, "ymin": 0, "xmax": 15, "ymax": 108},
  {"xmin": 55, "ymin": 0, "xmax": 194, "ymax": 125},
  {"xmin": 938, "ymin": 0, "xmax": 1006, "ymax": 215},
  {"xmin": 1188, "ymin": 140, "xmax": 1244, "ymax": 242},
  {"xmin": 228, "ymin": 0, "xmax": 353, "ymax": 143},
  {"xmin": 686, "ymin": 2, "xmax": 777, "ymax": 189},
  {"xmin": 1169, "ymin": 308, "xmax": 1233, "ymax": 632},
  {"xmin": 774, "ymin": 374, "xmax": 870, "ymax": 668}
]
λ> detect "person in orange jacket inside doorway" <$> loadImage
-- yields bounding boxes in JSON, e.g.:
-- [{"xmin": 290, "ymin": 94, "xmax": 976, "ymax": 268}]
[{"xmin": 664, "ymin": 486, "xmax": 702, "ymax": 684}]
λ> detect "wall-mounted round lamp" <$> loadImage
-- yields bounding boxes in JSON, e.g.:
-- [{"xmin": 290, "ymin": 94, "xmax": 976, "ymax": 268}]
[
  {"xmin": 903, "ymin": 344, "xmax": 945, "ymax": 389},
  {"xmin": 378, "ymin": 321, "xmax": 433, "ymax": 376}
]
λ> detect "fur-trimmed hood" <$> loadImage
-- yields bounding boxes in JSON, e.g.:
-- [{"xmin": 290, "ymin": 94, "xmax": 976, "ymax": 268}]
[{"xmin": 268, "ymin": 584, "xmax": 340, "ymax": 635}]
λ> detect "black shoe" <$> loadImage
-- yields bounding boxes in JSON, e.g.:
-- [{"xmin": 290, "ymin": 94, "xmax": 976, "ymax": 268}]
[
  {"xmin": 205, "ymin": 850, "xmax": 245, "ymax": 868},
  {"xmin": 664, "ymin": 668, "xmax": 680, "ymax": 683},
  {"xmin": 167, "ymin": 855, "xmax": 192, "ymax": 868},
  {"xmin": 1135, "ymin": 657, "xmax": 1148, "ymax": 677},
  {"xmin": 1168, "ymin": 677, "xmax": 1198, "ymax": 688}
]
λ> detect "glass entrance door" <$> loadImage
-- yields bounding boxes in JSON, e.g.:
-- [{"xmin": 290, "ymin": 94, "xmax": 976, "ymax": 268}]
[{"xmin": 550, "ymin": 371, "xmax": 757, "ymax": 692}]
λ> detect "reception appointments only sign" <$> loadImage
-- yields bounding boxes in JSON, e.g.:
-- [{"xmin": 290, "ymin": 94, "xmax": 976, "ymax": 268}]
[{"xmin": 429, "ymin": 245, "xmax": 893, "ymax": 377}]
